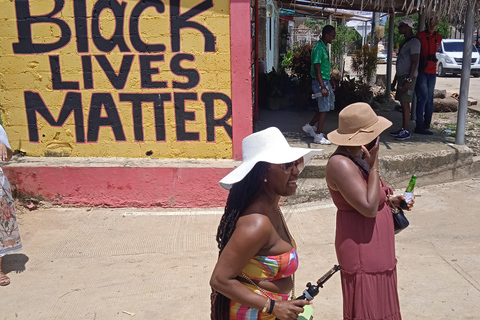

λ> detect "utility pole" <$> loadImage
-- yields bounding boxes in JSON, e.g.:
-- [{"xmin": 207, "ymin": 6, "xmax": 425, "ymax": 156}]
[
  {"xmin": 456, "ymin": 1, "xmax": 475, "ymax": 145},
  {"xmin": 370, "ymin": 12, "xmax": 376, "ymax": 47},
  {"xmin": 386, "ymin": 14, "xmax": 395, "ymax": 101}
]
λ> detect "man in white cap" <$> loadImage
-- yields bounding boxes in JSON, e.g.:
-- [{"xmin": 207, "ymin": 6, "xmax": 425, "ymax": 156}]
[{"xmin": 390, "ymin": 17, "xmax": 420, "ymax": 140}]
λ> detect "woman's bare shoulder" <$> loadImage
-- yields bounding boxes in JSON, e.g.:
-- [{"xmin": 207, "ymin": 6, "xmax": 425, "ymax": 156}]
[
  {"xmin": 327, "ymin": 154, "xmax": 357, "ymax": 174},
  {"xmin": 236, "ymin": 204, "xmax": 273, "ymax": 235},
  {"xmin": 326, "ymin": 155, "xmax": 360, "ymax": 189}
]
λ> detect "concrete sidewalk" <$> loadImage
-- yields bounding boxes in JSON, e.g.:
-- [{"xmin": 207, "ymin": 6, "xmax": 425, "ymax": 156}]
[{"xmin": 2, "ymin": 179, "xmax": 480, "ymax": 319}]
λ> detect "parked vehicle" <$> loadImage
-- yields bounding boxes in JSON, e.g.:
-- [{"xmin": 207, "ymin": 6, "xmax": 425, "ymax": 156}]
[
  {"xmin": 436, "ymin": 39, "xmax": 480, "ymax": 77},
  {"xmin": 377, "ymin": 48, "xmax": 387, "ymax": 64}
]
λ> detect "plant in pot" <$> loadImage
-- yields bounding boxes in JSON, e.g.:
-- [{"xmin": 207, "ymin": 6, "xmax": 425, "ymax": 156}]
[
  {"xmin": 291, "ymin": 44, "xmax": 314, "ymax": 110},
  {"xmin": 266, "ymin": 68, "xmax": 290, "ymax": 110},
  {"xmin": 351, "ymin": 45, "xmax": 378, "ymax": 85}
]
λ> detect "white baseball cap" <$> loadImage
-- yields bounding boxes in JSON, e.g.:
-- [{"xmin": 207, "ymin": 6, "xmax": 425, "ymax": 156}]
[{"xmin": 398, "ymin": 17, "xmax": 415, "ymax": 28}]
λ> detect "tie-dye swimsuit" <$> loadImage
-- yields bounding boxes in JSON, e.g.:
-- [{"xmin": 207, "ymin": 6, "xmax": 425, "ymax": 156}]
[{"xmin": 230, "ymin": 247, "xmax": 299, "ymax": 320}]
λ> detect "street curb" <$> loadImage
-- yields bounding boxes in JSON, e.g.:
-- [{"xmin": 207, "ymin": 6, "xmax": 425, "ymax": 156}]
[
  {"xmin": 4, "ymin": 144, "xmax": 477, "ymax": 208},
  {"xmin": 285, "ymin": 144, "xmax": 478, "ymax": 205}
]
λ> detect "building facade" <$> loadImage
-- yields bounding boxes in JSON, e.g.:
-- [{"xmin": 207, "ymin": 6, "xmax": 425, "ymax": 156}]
[{"xmin": 0, "ymin": 0, "xmax": 254, "ymax": 207}]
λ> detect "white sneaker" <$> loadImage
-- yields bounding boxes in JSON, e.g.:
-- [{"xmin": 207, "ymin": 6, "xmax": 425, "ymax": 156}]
[
  {"xmin": 302, "ymin": 123, "xmax": 317, "ymax": 137},
  {"xmin": 313, "ymin": 133, "xmax": 331, "ymax": 145}
]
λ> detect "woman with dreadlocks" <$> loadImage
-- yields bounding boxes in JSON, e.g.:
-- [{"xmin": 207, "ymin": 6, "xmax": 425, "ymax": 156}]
[{"xmin": 210, "ymin": 127, "xmax": 323, "ymax": 320}]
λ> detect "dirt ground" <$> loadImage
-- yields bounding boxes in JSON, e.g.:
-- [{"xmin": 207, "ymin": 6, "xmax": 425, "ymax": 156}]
[
  {"xmin": 431, "ymin": 110, "xmax": 480, "ymax": 156},
  {"xmin": 2, "ymin": 179, "xmax": 480, "ymax": 320}
]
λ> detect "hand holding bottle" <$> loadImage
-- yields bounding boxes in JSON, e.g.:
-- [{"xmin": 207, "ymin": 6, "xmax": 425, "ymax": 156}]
[
  {"xmin": 390, "ymin": 195, "xmax": 415, "ymax": 211},
  {"xmin": 403, "ymin": 174, "xmax": 417, "ymax": 203},
  {"xmin": 396, "ymin": 174, "xmax": 417, "ymax": 210}
]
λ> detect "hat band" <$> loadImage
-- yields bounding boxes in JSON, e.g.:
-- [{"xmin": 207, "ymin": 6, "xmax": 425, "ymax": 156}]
[{"xmin": 348, "ymin": 128, "xmax": 374, "ymax": 140}]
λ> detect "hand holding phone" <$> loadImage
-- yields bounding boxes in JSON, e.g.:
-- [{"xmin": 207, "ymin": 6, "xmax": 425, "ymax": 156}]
[
  {"xmin": 368, "ymin": 136, "xmax": 380, "ymax": 153},
  {"xmin": 361, "ymin": 136, "xmax": 380, "ymax": 159}
]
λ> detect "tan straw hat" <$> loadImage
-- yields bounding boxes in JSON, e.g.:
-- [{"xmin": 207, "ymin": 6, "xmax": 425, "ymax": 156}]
[
  {"xmin": 327, "ymin": 102, "xmax": 392, "ymax": 146},
  {"xmin": 219, "ymin": 127, "xmax": 323, "ymax": 190}
]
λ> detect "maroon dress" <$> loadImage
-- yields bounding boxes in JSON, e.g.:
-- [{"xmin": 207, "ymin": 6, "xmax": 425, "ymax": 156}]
[{"xmin": 328, "ymin": 163, "xmax": 401, "ymax": 320}]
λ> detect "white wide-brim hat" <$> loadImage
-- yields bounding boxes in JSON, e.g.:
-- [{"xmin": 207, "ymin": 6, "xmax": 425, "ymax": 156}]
[{"xmin": 219, "ymin": 127, "xmax": 323, "ymax": 190}]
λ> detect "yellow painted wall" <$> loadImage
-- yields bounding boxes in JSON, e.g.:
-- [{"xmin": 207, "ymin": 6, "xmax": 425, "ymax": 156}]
[{"xmin": 0, "ymin": 0, "xmax": 232, "ymax": 159}]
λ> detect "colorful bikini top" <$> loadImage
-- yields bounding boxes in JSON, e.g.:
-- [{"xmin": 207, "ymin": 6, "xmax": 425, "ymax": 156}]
[{"xmin": 241, "ymin": 247, "xmax": 299, "ymax": 282}]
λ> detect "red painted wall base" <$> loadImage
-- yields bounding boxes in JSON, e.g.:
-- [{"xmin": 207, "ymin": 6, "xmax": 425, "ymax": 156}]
[{"xmin": 3, "ymin": 166, "xmax": 231, "ymax": 208}]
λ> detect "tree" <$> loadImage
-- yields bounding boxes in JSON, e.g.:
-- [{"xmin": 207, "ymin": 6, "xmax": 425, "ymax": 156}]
[
  {"xmin": 331, "ymin": 23, "xmax": 349, "ymax": 70},
  {"xmin": 436, "ymin": 16, "xmax": 451, "ymax": 39}
]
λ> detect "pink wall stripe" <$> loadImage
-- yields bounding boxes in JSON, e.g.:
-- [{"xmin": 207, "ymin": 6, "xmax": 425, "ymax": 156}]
[
  {"xmin": 4, "ymin": 166, "xmax": 230, "ymax": 208},
  {"xmin": 230, "ymin": 0, "xmax": 253, "ymax": 160}
]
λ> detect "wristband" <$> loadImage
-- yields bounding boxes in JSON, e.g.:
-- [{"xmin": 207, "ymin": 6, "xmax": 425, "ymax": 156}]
[{"xmin": 268, "ymin": 299, "xmax": 275, "ymax": 314}]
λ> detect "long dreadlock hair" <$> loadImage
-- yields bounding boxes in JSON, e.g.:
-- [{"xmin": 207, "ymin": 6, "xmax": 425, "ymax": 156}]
[{"xmin": 211, "ymin": 161, "xmax": 269, "ymax": 320}]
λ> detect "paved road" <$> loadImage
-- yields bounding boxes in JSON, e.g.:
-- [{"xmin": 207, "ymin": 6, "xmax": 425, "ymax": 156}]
[{"xmin": 2, "ymin": 179, "xmax": 480, "ymax": 319}]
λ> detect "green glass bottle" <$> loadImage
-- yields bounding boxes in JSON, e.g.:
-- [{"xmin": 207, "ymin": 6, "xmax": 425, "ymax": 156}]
[{"xmin": 403, "ymin": 174, "xmax": 417, "ymax": 203}]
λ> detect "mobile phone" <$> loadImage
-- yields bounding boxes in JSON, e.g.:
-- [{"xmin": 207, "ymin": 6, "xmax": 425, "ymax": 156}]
[
  {"xmin": 370, "ymin": 136, "xmax": 380, "ymax": 152},
  {"xmin": 365, "ymin": 136, "xmax": 380, "ymax": 152}
]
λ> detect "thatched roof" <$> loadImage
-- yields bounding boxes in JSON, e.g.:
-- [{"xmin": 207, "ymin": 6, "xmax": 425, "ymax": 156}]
[{"xmin": 281, "ymin": 0, "xmax": 479, "ymax": 23}]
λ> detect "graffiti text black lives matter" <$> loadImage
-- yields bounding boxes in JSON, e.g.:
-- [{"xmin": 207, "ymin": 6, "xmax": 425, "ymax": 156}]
[{"xmin": 12, "ymin": 0, "xmax": 232, "ymax": 143}]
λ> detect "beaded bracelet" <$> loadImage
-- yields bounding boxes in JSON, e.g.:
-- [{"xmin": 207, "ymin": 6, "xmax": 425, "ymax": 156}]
[{"xmin": 262, "ymin": 297, "xmax": 270, "ymax": 313}]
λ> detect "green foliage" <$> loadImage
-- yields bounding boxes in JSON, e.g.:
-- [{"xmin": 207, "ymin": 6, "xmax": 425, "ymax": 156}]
[
  {"xmin": 305, "ymin": 20, "xmax": 362, "ymax": 69},
  {"xmin": 331, "ymin": 23, "xmax": 357, "ymax": 70},
  {"xmin": 335, "ymin": 75, "xmax": 374, "ymax": 109},
  {"xmin": 436, "ymin": 16, "xmax": 450, "ymax": 39},
  {"xmin": 281, "ymin": 50, "xmax": 293, "ymax": 69},
  {"xmin": 266, "ymin": 68, "xmax": 290, "ymax": 98},
  {"xmin": 291, "ymin": 44, "xmax": 313, "ymax": 91},
  {"xmin": 281, "ymin": 46, "xmax": 301, "ymax": 69},
  {"xmin": 304, "ymin": 18, "xmax": 322, "ymax": 31},
  {"xmin": 384, "ymin": 15, "xmax": 409, "ymax": 49},
  {"xmin": 351, "ymin": 45, "xmax": 378, "ymax": 83}
]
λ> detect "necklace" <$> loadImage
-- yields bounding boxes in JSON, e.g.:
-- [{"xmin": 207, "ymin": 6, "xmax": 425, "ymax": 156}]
[
  {"xmin": 276, "ymin": 206, "xmax": 296, "ymax": 249},
  {"xmin": 276, "ymin": 206, "xmax": 297, "ymax": 300}
]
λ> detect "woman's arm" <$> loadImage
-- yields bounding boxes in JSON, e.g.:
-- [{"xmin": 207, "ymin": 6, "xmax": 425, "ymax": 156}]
[
  {"xmin": 0, "ymin": 125, "xmax": 12, "ymax": 162},
  {"xmin": 210, "ymin": 213, "xmax": 272, "ymax": 310},
  {"xmin": 0, "ymin": 143, "xmax": 13, "ymax": 162},
  {"xmin": 326, "ymin": 150, "xmax": 381, "ymax": 218}
]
